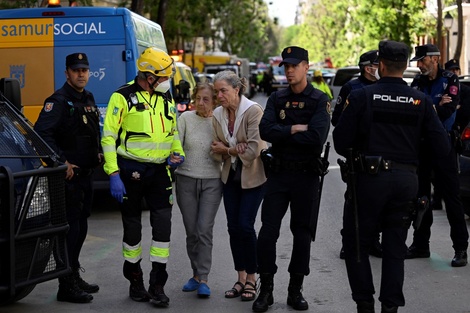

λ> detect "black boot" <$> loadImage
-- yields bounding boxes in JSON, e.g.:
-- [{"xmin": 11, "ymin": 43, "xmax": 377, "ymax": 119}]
[
  {"xmin": 357, "ymin": 300, "xmax": 375, "ymax": 313},
  {"xmin": 123, "ymin": 260, "xmax": 151, "ymax": 302},
  {"xmin": 72, "ymin": 267, "xmax": 99, "ymax": 293},
  {"xmin": 148, "ymin": 262, "xmax": 170, "ymax": 307},
  {"xmin": 57, "ymin": 274, "xmax": 93, "ymax": 303},
  {"xmin": 286, "ymin": 273, "xmax": 308, "ymax": 310},
  {"xmin": 252, "ymin": 273, "xmax": 274, "ymax": 312}
]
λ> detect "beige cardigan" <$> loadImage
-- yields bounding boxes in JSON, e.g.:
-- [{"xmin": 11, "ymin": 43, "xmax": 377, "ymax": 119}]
[{"xmin": 212, "ymin": 96, "xmax": 267, "ymax": 189}]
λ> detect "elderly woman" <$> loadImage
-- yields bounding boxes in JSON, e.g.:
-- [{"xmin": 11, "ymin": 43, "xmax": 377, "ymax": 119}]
[
  {"xmin": 210, "ymin": 70, "xmax": 267, "ymax": 301},
  {"xmin": 175, "ymin": 82, "xmax": 223, "ymax": 298}
]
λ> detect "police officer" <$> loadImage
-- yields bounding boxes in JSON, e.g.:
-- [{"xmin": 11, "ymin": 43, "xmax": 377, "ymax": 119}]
[
  {"xmin": 101, "ymin": 47, "xmax": 184, "ymax": 307},
  {"xmin": 331, "ymin": 49, "xmax": 378, "ymax": 126},
  {"xmin": 35, "ymin": 53, "xmax": 101, "ymax": 303},
  {"xmin": 333, "ymin": 50, "xmax": 382, "ymax": 260},
  {"xmin": 253, "ymin": 46, "xmax": 330, "ymax": 312},
  {"xmin": 445, "ymin": 59, "xmax": 470, "ymax": 132},
  {"xmin": 432, "ymin": 59, "xmax": 470, "ymax": 211},
  {"xmin": 407, "ymin": 45, "xmax": 469, "ymax": 267},
  {"xmin": 333, "ymin": 40, "xmax": 450, "ymax": 313}
]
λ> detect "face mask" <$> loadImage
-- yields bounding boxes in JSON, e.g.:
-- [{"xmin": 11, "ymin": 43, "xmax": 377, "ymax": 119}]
[
  {"xmin": 374, "ymin": 68, "xmax": 380, "ymax": 80},
  {"xmin": 154, "ymin": 79, "xmax": 171, "ymax": 93}
]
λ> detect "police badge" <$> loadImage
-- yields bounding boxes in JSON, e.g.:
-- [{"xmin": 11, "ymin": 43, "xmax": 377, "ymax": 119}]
[{"xmin": 280, "ymin": 109, "xmax": 286, "ymax": 119}]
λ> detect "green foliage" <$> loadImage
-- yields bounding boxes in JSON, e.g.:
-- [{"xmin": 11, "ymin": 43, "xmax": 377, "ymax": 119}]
[
  {"xmin": 0, "ymin": 0, "xmax": 41, "ymax": 8},
  {"xmin": 282, "ymin": 0, "xmax": 434, "ymax": 67}
]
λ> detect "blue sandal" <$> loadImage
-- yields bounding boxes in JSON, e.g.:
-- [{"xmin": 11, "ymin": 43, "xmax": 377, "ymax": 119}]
[
  {"xmin": 182, "ymin": 277, "xmax": 200, "ymax": 292},
  {"xmin": 197, "ymin": 282, "xmax": 211, "ymax": 297}
]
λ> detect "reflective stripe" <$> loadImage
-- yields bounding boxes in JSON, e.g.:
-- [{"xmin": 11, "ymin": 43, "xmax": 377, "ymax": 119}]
[
  {"xmin": 116, "ymin": 148, "xmax": 167, "ymax": 164},
  {"xmin": 125, "ymin": 141, "xmax": 173, "ymax": 151},
  {"xmin": 122, "ymin": 242, "xmax": 142, "ymax": 263},
  {"xmin": 102, "ymin": 129, "xmax": 118, "ymax": 138},
  {"xmin": 149, "ymin": 240, "xmax": 170, "ymax": 263},
  {"xmin": 102, "ymin": 145, "xmax": 117, "ymax": 153}
]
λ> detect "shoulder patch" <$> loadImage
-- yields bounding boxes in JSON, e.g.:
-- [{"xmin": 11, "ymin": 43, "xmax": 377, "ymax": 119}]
[
  {"xmin": 44, "ymin": 102, "xmax": 54, "ymax": 112},
  {"xmin": 336, "ymin": 96, "xmax": 342, "ymax": 105},
  {"xmin": 449, "ymin": 85, "xmax": 459, "ymax": 96}
]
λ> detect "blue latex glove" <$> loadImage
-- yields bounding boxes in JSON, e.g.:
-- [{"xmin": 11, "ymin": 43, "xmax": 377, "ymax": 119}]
[
  {"xmin": 167, "ymin": 154, "xmax": 185, "ymax": 168},
  {"xmin": 109, "ymin": 174, "xmax": 126, "ymax": 203}
]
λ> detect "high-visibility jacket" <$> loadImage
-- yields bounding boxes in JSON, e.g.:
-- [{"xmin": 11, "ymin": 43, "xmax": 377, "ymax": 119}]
[
  {"xmin": 102, "ymin": 79, "xmax": 184, "ymax": 175},
  {"xmin": 312, "ymin": 81, "xmax": 333, "ymax": 100}
]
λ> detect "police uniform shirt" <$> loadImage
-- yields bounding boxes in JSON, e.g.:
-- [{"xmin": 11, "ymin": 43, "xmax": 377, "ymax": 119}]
[
  {"xmin": 331, "ymin": 75, "xmax": 376, "ymax": 126},
  {"xmin": 35, "ymin": 82, "xmax": 100, "ymax": 168},
  {"xmin": 411, "ymin": 67, "xmax": 460, "ymax": 123},
  {"xmin": 259, "ymin": 83, "xmax": 330, "ymax": 161},
  {"xmin": 333, "ymin": 77, "xmax": 450, "ymax": 163}
]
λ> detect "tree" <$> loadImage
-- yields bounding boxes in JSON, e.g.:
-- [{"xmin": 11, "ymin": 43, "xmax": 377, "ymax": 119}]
[{"xmin": 289, "ymin": 0, "xmax": 433, "ymax": 67}]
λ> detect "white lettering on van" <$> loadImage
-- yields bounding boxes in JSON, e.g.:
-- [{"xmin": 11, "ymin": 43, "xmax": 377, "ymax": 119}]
[
  {"xmin": 53, "ymin": 22, "xmax": 106, "ymax": 35},
  {"xmin": 89, "ymin": 68, "xmax": 106, "ymax": 81}
]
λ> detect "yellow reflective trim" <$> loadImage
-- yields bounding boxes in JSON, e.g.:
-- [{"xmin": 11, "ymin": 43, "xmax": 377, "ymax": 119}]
[
  {"xmin": 149, "ymin": 241, "xmax": 170, "ymax": 263},
  {"xmin": 122, "ymin": 242, "xmax": 142, "ymax": 263}
]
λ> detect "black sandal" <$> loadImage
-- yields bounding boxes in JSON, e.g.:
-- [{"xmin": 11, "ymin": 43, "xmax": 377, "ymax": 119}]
[
  {"xmin": 241, "ymin": 281, "xmax": 256, "ymax": 301},
  {"xmin": 225, "ymin": 281, "xmax": 244, "ymax": 298}
]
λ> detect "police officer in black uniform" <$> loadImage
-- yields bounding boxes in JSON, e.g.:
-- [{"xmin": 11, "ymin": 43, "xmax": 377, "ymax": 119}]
[
  {"xmin": 333, "ymin": 40, "xmax": 450, "ymax": 313},
  {"xmin": 35, "ymin": 53, "xmax": 101, "ymax": 303},
  {"xmin": 332, "ymin": 49, "xmax": 378, "ymax": 126},
  {"xmin": 445, "ymin": 59, "xmax": 470, "ymax": 133},
  {"xmin": 407, "ymin": 45, "xmax": 469, "ymax": 267},
  {"xmin": 334, "ymin": 50, "xmax": 382, "ymax": 259},
  {"xmin": 432, "ymin": 59, "xmax": 470, "ymax": 211},
  {"xmin": 253, "ymin": 46, "xmax": 330, "ymax": 312}
]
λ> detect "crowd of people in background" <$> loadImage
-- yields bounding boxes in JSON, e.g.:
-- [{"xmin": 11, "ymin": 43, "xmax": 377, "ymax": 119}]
[{"xmin": 33, "ymin": 41, "xmax": 470, "ymax": 313}]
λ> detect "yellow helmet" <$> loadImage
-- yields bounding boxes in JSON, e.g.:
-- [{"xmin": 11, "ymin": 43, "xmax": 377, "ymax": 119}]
[{"xmin": 137, "ymin": 47, "xmax": 175, "ymax": 77}]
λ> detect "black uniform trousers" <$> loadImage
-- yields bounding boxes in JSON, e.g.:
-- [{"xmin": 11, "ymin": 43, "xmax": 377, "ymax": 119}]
[
  {"xmin": 343, "ymin": 168, "xmax": 417, "ymax": 308},
  {"xmin": 412, "ymin": 145, "xmax": 469, "ymax": 252},
  {"xmin": 118, "ymin": 158, "xmax": 172, "ymax": 247},
  {"xmin": 64, "ymin": 171, "xmax": 94, "ymax": 269},
  {"xmin": 257, "ymin": 170, "xmax": 319, "ymax": 275}
]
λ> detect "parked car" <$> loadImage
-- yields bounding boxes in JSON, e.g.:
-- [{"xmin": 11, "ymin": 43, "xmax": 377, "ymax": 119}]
[
  {"xmin": 457, "ymin": 75, "xmax": 470, "ymax": 216},
  {"xmin": 0, "ymin": 78, "xmax": 69, "ymax": 305}
]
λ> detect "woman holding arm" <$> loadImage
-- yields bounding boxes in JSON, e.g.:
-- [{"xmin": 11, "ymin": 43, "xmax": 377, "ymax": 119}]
[{"xmin": 210, "ymin": 70, "xmax": 267, "ymax": 302}]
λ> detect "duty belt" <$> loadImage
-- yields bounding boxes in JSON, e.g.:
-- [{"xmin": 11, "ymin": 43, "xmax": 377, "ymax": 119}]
[
  {"xmin": 358, "ymin": 155, "xmax": 417, "ymax": 174},
  {"xmin": 279, "ymin": 158, "xmax": 321, "ymax": 173}
]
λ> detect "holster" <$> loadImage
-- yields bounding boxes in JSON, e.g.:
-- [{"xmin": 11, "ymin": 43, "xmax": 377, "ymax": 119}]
[
  {"xmin": 360, "ymin": 155, "xmax": 382, "ymax": 175},
  {"xmin": 338, "ymin": 158, "xmax": 348, "ymax": 183},
  {"xmin": 412, "ymin": 196, "xmax": 429, "ymax": 230}
]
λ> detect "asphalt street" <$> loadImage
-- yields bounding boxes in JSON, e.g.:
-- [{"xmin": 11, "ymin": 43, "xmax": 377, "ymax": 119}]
[{"xmin": 2, "ymin": 93, "xmax": 470, "ymax": 313}]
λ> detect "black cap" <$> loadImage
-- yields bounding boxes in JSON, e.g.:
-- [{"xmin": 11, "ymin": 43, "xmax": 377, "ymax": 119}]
[
  {"xmin": 377, "ymin": 40, "xmax": 409, "ymax": 62},
  {"xmin": 66, "ymin": 53, "xmax": 89, "ymax": 70},
  {"xmin": 445, "ymin": 59, "xmax": 460, "ymax": 70},
  {"xmin": 410, "ymin": 44, "xmax": 440, "ymax": 61},
  {"xmin": 358, "ymin": 50, "xmax": 379, "ymax": 66},
  {"xmin": 279, "ymin": 46, "xmax": 308, "ymax": 66}
]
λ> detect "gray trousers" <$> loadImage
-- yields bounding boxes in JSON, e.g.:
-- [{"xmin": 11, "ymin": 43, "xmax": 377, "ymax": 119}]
[{"xmin": 175, "ymin": 174, "xmax": 223, "ymax": 281}]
